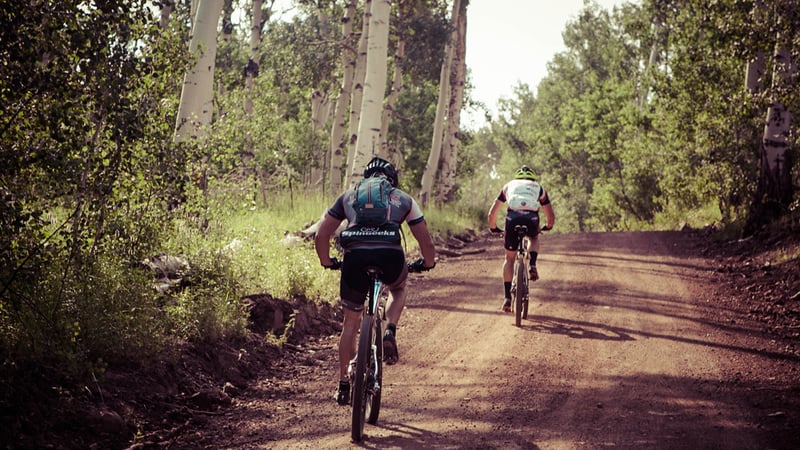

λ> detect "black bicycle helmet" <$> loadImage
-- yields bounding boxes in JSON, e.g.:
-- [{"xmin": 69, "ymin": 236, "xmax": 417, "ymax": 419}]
[{"xmin": 363, "ymin": 156, "xmax": 398, "ymax": 187}]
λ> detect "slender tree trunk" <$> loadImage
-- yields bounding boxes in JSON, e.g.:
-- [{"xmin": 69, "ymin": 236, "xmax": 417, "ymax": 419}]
[
  {"xmin": 310, "ymin": 89, "xmax": 330, "ymax": 187},
  {"xmin": 437, "ymin": 0, "xmax": 467, "ymax": 204},
  {"xmin": 758, "ymin": 45, "xmax": 794, "ymax": 207},
  {"xmin": 349, "ymin": 0, "xmax": 391, "ymax": 187},
  {"xmin": 639, "ymin": 16, "xmax": 662, "ymax": 108},
  {"xmin": 380, "ymin": 38, "xmax": 405, "ymax": 165},
  {"xmin": 244, "ymin": 0, "xmax": 264, "ymax": 116},
  {"xmin": 245, "ymin": 0, "xmax": 265, "ymax": 203},
  {"xmin": 309, "ymin": 6, "xmax": 333, "ymax": 188},
  {"xmin": 746, "ymin": 0, "xmax": 796, "ymax": 233},
  {"xmin": 419, "ymin": 0, "xmax": 461, "ymax": 206},
  {"xmin": 346, "ymin": 0, "xmax": 371, "ymax": 183},
  {"xmin": 329, "ymin": 0, "xmax": 358, "ymax": 193},
  {"xmin": 173, "ymin": 0, "xmax": 223, "ymax": 143}
]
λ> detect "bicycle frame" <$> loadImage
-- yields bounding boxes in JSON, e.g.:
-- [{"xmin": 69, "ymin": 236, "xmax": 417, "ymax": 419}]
[
  {"xmin": 350, "ymin": 266, "xmax": 384, "ymax": 442},
  {"xmin": 510, "ymin": 225, "xmax": 530, "ymax": 327}
]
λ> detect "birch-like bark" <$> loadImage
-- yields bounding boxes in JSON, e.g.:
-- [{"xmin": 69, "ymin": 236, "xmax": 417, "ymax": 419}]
[
  {"xmin": 759, "ymin": 45, "xmax": 795, "ymax": 206},
  {"xmin": 173, "ymin": 0, "xmax": 223, "ymax": 143},
  {"xmin": 244, "ymin": 0, "xmax": 264, "ymax": 116},
  {"xmin": 419, "ymin": 0, "xmax": 460, "ymax": 206},
  {"xmin": 310, "ymin": 89, "xmax": 330, "ymax": 187},
  {"xmin": 348, "ymin": 0, "xmax": 391, "ymax": 187},
  {"xmin": 380, "ymin": 39, "xmax": 405, "ymax": 165},
  {"xmin": 345, "ymin": 0, "xmax": 371, "ymax": 183},
  {"xmin": 309, "ymin": 6, "xmax": 333, "ymax": 188},
  {"xmin": 329, "ymin": 0, "xmax": 358, "ymax": 193},
  {"xmin": 436, "ymin": 0, "xmax": 467, "ymax": 204}
]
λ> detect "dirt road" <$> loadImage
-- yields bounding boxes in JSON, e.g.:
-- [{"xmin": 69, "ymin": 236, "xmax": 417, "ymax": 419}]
[{"xmin": 169, "ymin": 231, "xmax": 799, "ymax": 449}]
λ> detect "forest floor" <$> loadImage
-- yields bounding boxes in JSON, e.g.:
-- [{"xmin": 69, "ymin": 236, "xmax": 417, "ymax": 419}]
[{"xmin": 4, "ymin": 226, "xmax": 800, "ymax": 450}]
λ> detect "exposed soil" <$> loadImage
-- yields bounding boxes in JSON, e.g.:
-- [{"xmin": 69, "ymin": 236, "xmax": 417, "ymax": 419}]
[{"xmin": 5, "ymin": 228, "xmax": 800, "ymax": 450}]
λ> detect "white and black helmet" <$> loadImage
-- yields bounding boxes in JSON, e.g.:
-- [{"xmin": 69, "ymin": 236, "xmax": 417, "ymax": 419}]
[{"xmin": 363, "ymin": 156, "xmax": 398, "ymax": 187}]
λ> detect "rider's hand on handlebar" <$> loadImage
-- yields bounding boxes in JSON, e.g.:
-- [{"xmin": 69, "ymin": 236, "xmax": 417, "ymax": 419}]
[
  {"xmin": 408, "ymin": 257, "xmax": 434, "ymax": 273},
  {"xmin": 323, "ymin": 257, "xmax": 341, "ymax": 270},
  {"xmin": 541, "ymin": 224, "xmax": 553, "ymax": 232}
]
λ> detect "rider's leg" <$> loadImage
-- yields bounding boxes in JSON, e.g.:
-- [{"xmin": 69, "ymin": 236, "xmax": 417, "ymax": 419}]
[
  {"xmin": 527, "ymin": 235, "xmax": 540, "ymax": 265},
  {"xmin": 386, "ymin": 281, "xmax": 407, "ymax": 326},
  {"xmin": 338, "ymin": 307, "xmax": 360, "ymax": 381},
  {"xmin": 501, "ymin": 249, "xmax": 517, "ymax": 308},
  {"xmin": 503, "ymin": 248, "xmax": 516, "ymax": 282}
]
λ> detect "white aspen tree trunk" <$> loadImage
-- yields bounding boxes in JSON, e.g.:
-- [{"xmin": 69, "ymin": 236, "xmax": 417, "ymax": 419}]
[
  {"xmin": 329, "ymin": 0, "xmax": 358, "ymax": 193},
  {"xmin": 244, "ymin": 0, "xmax": 263, "ymax": 117},
  {"xmin": 745, "ymin": 0, "xmax": 767, "ymax": 95},
  {"xmin": 217, "ymin": 0, "xmax": 233, "ymax": 100},
  {"xmin": 639, "ymin": 17, "xmax": 662, "ymax": 108},
  {"xmin": 436, "ymin": 0, "xmax": 466, "ymax": 204},
  {"xmin": 245, "ymin": 0, "xmax": 264, "ymax": 203},
  {"xmin": 380, "ymin": 38, "xmax": 405, "ymax": 164},
  {"xmin": 173, "ymin": 0, "xmax": 223, "ymax": 143},
  {"xmin": 346, "ymin": 0, "xmax": 371, "ymax": 183},
  {"xmin": 759, "ymin": 44, "xmax": 795, "ymax": 205},
  {"xmin": 310, "ymin": 89, "xmax": 330, "ymax": 187},
  {"xmin": 348, "ymin": 0, "xmax": 391, "ymax": 187},
  {"xmin": 419, "ymin": 0, "xmax": 460, "ymax": 206},
  {"xmin": 309, "ymin": 7, "xmax": 333, "ymax": 188}
]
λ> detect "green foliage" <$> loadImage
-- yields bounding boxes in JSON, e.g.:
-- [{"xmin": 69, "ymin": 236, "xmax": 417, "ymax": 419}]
[
  {"xmin": 164, "ymin": 249, "xmax": 248, "ymax": 344},
  {"xmin": 474, "ymin": 0, "xmax": 798, "ymax": 233}
]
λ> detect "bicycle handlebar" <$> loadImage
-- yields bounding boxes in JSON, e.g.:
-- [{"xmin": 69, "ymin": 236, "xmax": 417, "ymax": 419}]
[
  {"xmin": 408, "ymin": 257, "xmax": 435, "ymax": 273},
  {"xmin": 490, "ymin": 225, "xmax": 552, "ymax": 235}
]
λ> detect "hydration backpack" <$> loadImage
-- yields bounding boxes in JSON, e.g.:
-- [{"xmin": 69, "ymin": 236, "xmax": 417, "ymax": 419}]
[
  {"xmin": 352, "ymin": 176, "xmax": 392, "ymax": 226},
  {"xmin": 339, "ymin": 176, "xmax": 401, "ymax": 248}
]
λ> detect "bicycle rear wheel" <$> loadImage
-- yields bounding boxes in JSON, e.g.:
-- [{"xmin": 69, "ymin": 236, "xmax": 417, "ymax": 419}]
[
  {"xmin": 366, "ymin": 318, "xmax": 382, "ymax": 424},
  {"xmin": 514, "ymin": 258, "xmax": 525, "ymax": 327},
  {"xmin": 521, "ymin": 279, "xmax": 529, "ymax": 320},
  {"xmin": 351, "ymin": 316, "xmax": 373, "ymax": 441}
]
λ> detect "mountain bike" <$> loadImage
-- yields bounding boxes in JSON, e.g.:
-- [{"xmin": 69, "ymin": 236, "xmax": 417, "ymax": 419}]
[
  {"xmin": 510, "ymin": 224, "xmax": 531, "ymax": 327},
  {"xmin": 347, "ymin": 260, "xmax": 428, "ymax": 442},
  {"xmin": 349, "ymin": 265, "xmax": 386, "ymax": 442},
  {"xmin": 492, "ymin": 225, "xmax": 547, "ymax": 327}
]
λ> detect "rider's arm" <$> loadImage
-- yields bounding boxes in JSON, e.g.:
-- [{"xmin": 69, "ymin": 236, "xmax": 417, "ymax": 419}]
[
  {"xmin": 408, "ymin": 220, "xmax": 436, "ymax": 269},
  {"xmin": 487, "ymin": 198, "xmax": 504, "ymax": 230},
  {"xmin": 314, "ymin": 213, "xmax": 343, "ymax": 267},
  {"xmin": 541, "ymin": 203, "xmax": 555, "ymax": 230}
]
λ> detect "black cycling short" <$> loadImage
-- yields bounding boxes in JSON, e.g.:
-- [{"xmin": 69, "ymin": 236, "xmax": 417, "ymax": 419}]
[
  {"xmin": 504, "ymin": 210, "xmax": 540, "ymax": 251},
  {"xmin": 340, "ymin": 247, "xmax": 408, "ymax": 311}
]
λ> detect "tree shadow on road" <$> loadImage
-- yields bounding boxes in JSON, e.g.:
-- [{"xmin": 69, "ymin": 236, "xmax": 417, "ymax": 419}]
[{"xmin": 521, "ymin": 314, "xmax": 635, "ymax": 341}]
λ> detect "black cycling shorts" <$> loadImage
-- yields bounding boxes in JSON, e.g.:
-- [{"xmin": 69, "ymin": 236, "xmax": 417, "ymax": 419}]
[
  {"xmin": 340, "ymin": 247, "xmax": 408, "ymax": 311},
  {"xmin": 504, "ymin": 210, "xmax": 540, "ymax": 251}
]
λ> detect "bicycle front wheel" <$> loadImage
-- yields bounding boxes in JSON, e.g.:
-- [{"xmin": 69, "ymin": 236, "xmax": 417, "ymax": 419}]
[
  {"xmin": 351, "ymin": 316, "xmax": 372, "ymax": 441},
  {"xmin": 514, "ymin": 258, "xmax": 526, "ymax": 327}
]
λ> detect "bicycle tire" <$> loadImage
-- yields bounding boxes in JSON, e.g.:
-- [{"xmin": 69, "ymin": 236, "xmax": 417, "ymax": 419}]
[
  {"xmin": 351, "ymin": 316, "xmax": 373, "ymax": 441},
  {"xmin": 514, "ymin": 257, "xmax": 525, "ymax": 327},
  {"xmin": 521, "ymin": 275, "xmax": 529, "ymax": 320},
  {"xmin": 366, "ymin": 317, "xmax": 382, "ymax": 424}
]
